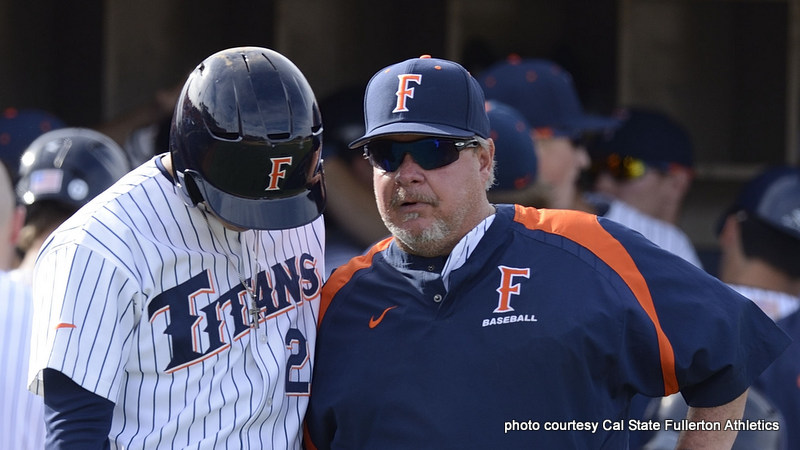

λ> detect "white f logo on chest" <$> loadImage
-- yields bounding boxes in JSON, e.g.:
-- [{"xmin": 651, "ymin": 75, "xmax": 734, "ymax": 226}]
[{"xmin": 494, "ymin": 265, "xmax": 530, "ymax": 313}]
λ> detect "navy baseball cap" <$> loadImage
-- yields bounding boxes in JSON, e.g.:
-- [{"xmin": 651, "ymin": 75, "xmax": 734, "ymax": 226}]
[
  {"xmin": 349, "ymin": 55, "xmax": 490, "ymax": 148},
  {"xmin": 590, "ymin": 107, "xmax": 694, "ymax": 168},
  {"xmin": 478, "ymin": 56, "xmax": 619, "ymax": 138},
  {"xmin": 0, "ymin": 107, "xmax": 65, "ymax": 184},
  {"xmin": 485, "ymin": 100, "xmax": 538, "ymax": 191},
  {"xmin": 719, "ymin": 166, "xmax": 800, "ymax": 241}
]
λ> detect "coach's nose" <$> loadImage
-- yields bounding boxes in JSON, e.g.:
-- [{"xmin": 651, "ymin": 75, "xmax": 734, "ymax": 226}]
[{"xmin": 393, "ymin": 153, "xmax": 425, "ymax": 185}]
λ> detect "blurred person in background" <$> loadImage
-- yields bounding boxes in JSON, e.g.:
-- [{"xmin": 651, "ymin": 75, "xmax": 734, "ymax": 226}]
[
  {"xmin": 584, "ymin": 107, "xmax": 702, "ymax": 268},
  {"xmin": 97, "ymin": 83, "xmax": 182, "ymax": 167},
  {"xmin": 0, "ymin": 127, "xmax": 130, "ymax": 449},
  {"xmin": 13, "ymin": 127, "xmax": 132, "ymax": 283},
  {"xmin": 0, "ymin": 163, "xmax": 22, "ymax": 271},
  {"xmin": 0, "ymin": 107, "xmax": 65, "ymax": 270},
  {"xmin": 716, "ymin": 165, "xmax": 800, "ymax": 450},
  {"xmin": 478, "ymin": 55, "xmax": 618, "ymax": 210},
  {"xmin": 484, "ymin": 100, "xmax": 548, "ymax": 208},
  {"xmin": 642, "ymin": 165, "xmax": 800, "ymax": 450},
  {"xmin": 319, "ymin": 86, "xmax": 389, "ymax": 274}
]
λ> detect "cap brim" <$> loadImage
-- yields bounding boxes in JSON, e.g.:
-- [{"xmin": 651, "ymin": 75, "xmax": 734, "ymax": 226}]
[
  {"xmin": 556, "ymin": 114, "xmax": 621, "ymax": 138},
  {"xmin": 349, "ymin": 122, "xmax": 476, "ymax": 148}
]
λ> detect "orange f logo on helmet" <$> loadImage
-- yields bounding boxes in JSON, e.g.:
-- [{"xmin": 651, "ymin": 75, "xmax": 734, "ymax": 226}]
[
  {"xmin": 494, "ymin": 266, "xmax": 530, "ymax": 313},
  {"xmin": 393, "ymin": 74, "xmax": 422, "ymax": 113},
  {"xmin": 266, "ymin": 156, "xmax": 293, "ymax": 191}
]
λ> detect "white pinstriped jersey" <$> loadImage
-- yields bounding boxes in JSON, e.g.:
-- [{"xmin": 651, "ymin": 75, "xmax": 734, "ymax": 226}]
[
  {"xmin": 0, "ymin": 270, "xmax": 45, "ymax": 449},
  {"xmin": 728, "ymin": 284, "xmax": 800, "ymax": 322},
  {"xmin": 28, "ymin": 155, "xmax": 325, "ymax": 449},
  {"xmin": 590, "ymin": 195, "xmax": 702, "ymax": 268}
]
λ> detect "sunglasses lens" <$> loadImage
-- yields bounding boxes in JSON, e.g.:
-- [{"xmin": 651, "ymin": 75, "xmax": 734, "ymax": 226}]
[
  {"xmin": 365, "ymin": 138, "xmax": 474, "ymax": 172},
  {"xmin": 592, "ymin": 154, "xmax": 648, "ymax": 180}
]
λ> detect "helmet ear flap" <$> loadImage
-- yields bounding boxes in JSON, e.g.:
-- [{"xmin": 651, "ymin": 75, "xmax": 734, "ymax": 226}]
[{"xmin": 175, "ymin": 169, "xmax": 204, "ymax": 206}]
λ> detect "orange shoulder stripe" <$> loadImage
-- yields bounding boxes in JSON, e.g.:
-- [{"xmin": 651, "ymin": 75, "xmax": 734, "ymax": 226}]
[
  {"xmin": 513, "ymin": 205, "xmax": 679, "ymax": 394},
  {"xmin": 319, "ymin": 236, "xmax": 394, "ymax": 327}
]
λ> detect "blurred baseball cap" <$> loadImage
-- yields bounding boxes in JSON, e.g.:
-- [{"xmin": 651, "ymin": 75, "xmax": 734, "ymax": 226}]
[
  {"xmin": 718, "ymin": 166, "xmax": 800, "ymax": 241},
  {"xmin": 319, "ymin": 85, "xmax": 365, "ymax": 160},
  {"xmin": 349, "ymin": 55, "xmax": 490, "ymax": 148},
  {"xmin": 485, "ymin": 100, "xmax": 537, "ymax": 191},
  {"xmin": 0, "ymin": 107, "xmax": 65, "ymax": 184},
  {"xmin": 590, "ymin": 107, "xmax": 694, "ymax": 169},
  {"xmin": 478, "ymin": 56, "xmax": 619, "ymax": 138}
]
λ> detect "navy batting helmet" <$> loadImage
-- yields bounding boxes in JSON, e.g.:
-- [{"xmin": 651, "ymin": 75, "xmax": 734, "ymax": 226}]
[
  {"xmin": 16, "ymin": 127, "xmax": 131, "ymax": 211},
  {"xmin": 170, "ymin": 46, "xmax": 326, "ymax": 230}
]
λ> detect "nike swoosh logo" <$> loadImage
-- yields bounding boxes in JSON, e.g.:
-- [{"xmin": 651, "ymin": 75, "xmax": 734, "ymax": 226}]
[
  {"xmin": 55, "ymin": 322, "xmax": 76, "ymax": 330},
  {"xmin": 369, "ymin": 306, "xmax": 398, "ymax": 329}
]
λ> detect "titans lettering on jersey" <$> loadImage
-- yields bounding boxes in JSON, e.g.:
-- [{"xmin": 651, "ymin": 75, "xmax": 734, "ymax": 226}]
[
  {"xmin": 307, "ymin": 204, "xmax": 787, "ymax": 449},
  {"xmin": 148, "ymin": 254, "xmax": 320, "ymax": 373}
]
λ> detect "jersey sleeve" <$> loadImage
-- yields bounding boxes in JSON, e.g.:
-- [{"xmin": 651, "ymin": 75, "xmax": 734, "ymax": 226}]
[
  {"xmin": 42, "ymin": 368, "xmax": 115, "ymax": 449},
  {"xmin": 29, "ymin": 242, "xmax": 139, "ymax": 402},
  {"xmin": 599, "ymin": 216, "xmax": 791, "ymax": 407}
]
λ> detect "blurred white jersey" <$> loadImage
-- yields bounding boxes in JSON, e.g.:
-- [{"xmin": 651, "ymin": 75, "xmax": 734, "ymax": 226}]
[{"xmin": 0, "ymin": 270, "xmax": 45, "ymax": 449}]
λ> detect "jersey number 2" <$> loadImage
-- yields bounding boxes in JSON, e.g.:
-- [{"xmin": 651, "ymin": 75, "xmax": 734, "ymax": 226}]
[{"xmin": 285, "ymin": 328, "xmax": 310, "ymax": 395}]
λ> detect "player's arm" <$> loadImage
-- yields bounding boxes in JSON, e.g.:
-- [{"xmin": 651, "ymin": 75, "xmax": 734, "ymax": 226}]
[
  {"xmin": 675, "ymin": 389, "xmax": 747, "ymax": 450},
  {"xmin": 43, "ymin": 368, "xmax": 114, "ymax": 449}
]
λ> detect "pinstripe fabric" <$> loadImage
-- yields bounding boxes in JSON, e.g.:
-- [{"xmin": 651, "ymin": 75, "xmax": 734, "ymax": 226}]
[
  {"xmin": 0, "ymin": 270, "xmax": 45, "ymax": 449},
  {"xmin": 601, "ymin": 198, "xmax": 702, "ymax": 268},
  {"xmin": 728, "ymin": 284, "xmax": 800, "ymax": 322},
  {"xmin": 28, "ymin": 156, "xmax": 325, "ymax": 449}
]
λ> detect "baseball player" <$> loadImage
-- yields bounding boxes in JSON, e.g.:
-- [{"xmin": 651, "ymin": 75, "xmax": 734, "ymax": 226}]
[
  {"xmin": 477, "ymin": 56, "xmax": 620, "ymax": 211},
  {"xmin": 0, "ymin": 107, "xmax": 65, "ymax": 270},
  {"xmin": 304, "ymin": 55, "xmax": 790, "ymax": 449},
  {"xmin": 584, "ymin": 107, "xmax": 702, "ymax": 268},
  {"xmin": 716, "ymin": 166, "xmax": 800, "ymax": 448},
  {"xmin": 484, "ymin": 100, "xmax": 548, "ymax": 208},
  {"xmin": 1, "ymin": 126, "xmax": 131, "ymax": 449},
  {"xmin": 28, "ymin": 47, "xmax": 326, "ymax": 449}
]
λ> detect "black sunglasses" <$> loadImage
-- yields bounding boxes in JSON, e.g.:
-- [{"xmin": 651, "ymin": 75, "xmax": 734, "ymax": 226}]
[{"xmin": 363, "ymin": 138, "xmax": 480, "ymax": 172}]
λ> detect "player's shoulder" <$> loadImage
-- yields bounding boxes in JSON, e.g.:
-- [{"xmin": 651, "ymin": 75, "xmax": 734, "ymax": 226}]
[
  {"xmin": 324, "ymin": 237, "xmax": 393, "ymax": 289},
  {"xmin": 38, "ymin": 161, "xmax": 169, "ymax": 253}
]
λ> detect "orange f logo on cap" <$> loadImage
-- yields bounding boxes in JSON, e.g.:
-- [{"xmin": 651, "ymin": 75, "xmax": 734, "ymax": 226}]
[{"xmin": 393, "ymin": 74, "xmax": 422, "ymax": 113}]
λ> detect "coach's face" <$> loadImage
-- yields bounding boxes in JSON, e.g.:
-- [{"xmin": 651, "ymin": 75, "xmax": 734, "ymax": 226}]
[{"xmin": 371, "ymin": 133, "xmax": 495, "ymax": 258}]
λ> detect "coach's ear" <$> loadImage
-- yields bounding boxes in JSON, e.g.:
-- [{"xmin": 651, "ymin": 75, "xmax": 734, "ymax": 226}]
[{"xmin": 479, "ymin": 138, "xmax": 495, "ymax": 185}]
